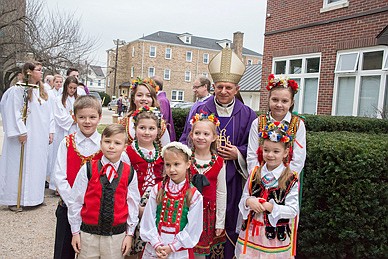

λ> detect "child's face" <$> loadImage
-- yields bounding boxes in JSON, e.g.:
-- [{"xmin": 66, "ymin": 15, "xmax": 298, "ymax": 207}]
[
  {"xmin": 67, "ymin": 82, "xmax": 78, "ymax": 97},
  {"xmin": 164, "ymin": 150, "xmax": 190, "ymax": 184},
  {"xmin": 73, "ymin": 108, "xmax": 101, "ymax": 137},
  {"xmin": 190, "ymin": 121, "xmax": 217, "ymax": 151},
  {"xmin": 262, "ymin": 140, "xmax": 288, "ymax": 171},
  {"xmin": 134, "ymin": 85, "xmax": 153, "ymax": 109},
  {"xmin": 53, "ymin": 78, "xmax": 63, "ymax": 90},
  {"xmin": 135, "ymin": 118, "xmax": 158, "ymax": 146},
  {"xmin": 269, "ymin": 88, "xmax": 294, "ymax": 121},
  {"xmin": 100, "ymin": 133, "xmax": 127, "ymax": 163}
]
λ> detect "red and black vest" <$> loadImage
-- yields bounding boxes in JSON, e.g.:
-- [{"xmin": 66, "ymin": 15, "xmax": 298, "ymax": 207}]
[{"xmin": 80, "ymin": 160, "xmax": 134, "ymax": 236}]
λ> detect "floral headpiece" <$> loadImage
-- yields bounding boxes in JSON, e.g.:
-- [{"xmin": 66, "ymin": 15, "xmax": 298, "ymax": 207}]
[
  {"xmin": 266, "ymin": 74, "xmax": 299, "ymax": 93},
  {"xmin": 259, "ymin": 121, "xmax": 292, "ymax": 143},
  {"xmin": 131, "ymin": 77, "xmax": 159, "ymax": 93},
  {"xmin": 162, "ymin": 142, "xmax": 192, "ymax": 158},
  {"xmin": 132, "ymin": 106, "xmax": 161, "ymax": 122},
  {"xmin": 190, "ymin": 111, "xmax": 220, "ymax": 127}
]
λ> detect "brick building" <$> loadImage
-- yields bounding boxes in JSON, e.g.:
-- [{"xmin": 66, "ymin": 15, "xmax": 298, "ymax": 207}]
[
  {"xmin": 260, "ymin": 0, "xmax": 388, "ymax": 118},
  {"xmin": 106, "ymin": 31, "xmax": 262, "ymax": 103}
]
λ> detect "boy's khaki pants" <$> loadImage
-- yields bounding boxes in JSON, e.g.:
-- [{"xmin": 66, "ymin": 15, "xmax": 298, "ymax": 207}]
[{"xmin": 77, "ymin": 231, "xmax": 125, "ymax": 259}]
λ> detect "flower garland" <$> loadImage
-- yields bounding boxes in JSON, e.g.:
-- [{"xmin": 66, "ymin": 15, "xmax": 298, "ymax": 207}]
[
  {"xmin": 258, "ymin": 121, "xmax": 292, "ymax": 143},
  {"xmin": 131, "ymin": 77, "xmax": 159, "ymax": 93},
  {"xmin": 132, "ymin": 105, "xmax": 161, "ymax": 122},
  {"xmin": 134, "ymin": 139, "xmax": 159, "ymax": 163},
  {"xmin": 190, "ymin": 111, "xmax": 220, "ymax": 127},
  {"xmin": 266, "ymin": 74, "xmax": 299, "ymax": 93}
]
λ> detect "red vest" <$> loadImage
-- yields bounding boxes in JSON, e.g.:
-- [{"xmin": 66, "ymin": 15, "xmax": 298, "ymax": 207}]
[
  {"xmin": 81, "ymin": 160, "xmax": 131, "ymax": 233},
  {"xmin": 190, "ymin": 156, "xmax": 224, "ymax": 202},
  {"xmin": 66, "ymin": 133, "xmax": 102, "ymax": 187},
  {"xmin": 126, "ymin": 145, "xmax": 164, "ymax": 197}
]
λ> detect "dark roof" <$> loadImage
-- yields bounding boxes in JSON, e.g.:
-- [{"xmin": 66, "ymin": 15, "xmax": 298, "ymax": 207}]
[
  {"xmin": 119, "ymin": 81, "xmax": 131, "ymax": 87},
  {"xmin": 239, "ymin": 64, "xmax": 261, "ymax": 92},
  {"xmin": 90, "ymin": 65, "xmax": 105, "ymax": 77},
  {"xmin": 377, "ymin": 25, "xmax": 388, "ymax": 45},
  {"xmin": 140, "ymin": 31, "xmax": 261, "ymax": 57}
]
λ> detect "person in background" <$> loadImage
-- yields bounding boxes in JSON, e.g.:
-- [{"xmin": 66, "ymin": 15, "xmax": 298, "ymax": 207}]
[
  {"xmin": 78, "ymin": 82, "xmax": 89, "ymax": 95},
  {"xmin": 179, "ymin": 76, "xmax": 212, "ymax": 144},
  {"xmin": 151, "ymin": 75, "xmax": 176, "ymax": 141},
  {"xmin": 66, "ymin": 68, "xmax": 86, "ymax": 96},
  {"xmin": 44, "ymin": 74, "xmax": 54, "ymax": 91}
]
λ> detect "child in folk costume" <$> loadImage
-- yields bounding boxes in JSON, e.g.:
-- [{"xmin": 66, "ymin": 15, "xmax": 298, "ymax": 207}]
[
  {"xmin": 0, "ymin": 61, "xmax": 54, "ymax": 211},
  {"xmin": 188, "ymin": 112, "xmax": 227, "ymax": 258},
  {"xmin": 247, "ymin": 74, "xmax": 306, "ymax": 175},
  {"xmin": 120, "ymin": 77, "xmax": 170, "ymax": 146},
  {"xmin": 52, "ymin": 95, "xmax": 103, "ymax": 259},
  {"xmin": 48, "ymin": 76, "xmax": 79, "ymax": 190},
  {"xmin": 68, "ymin": 124, "xmax": 140, "ymax": 259},
  {"xmin": 126, "ymin": 106, "xmax": 164, "ymax": 258},
  {"xmin": 140, "ymin": 142, "xmax": 203, "ymax": 259},
  {"xmin": 235, "ymin": 122, "xmax": 299, "ymax": 258}
]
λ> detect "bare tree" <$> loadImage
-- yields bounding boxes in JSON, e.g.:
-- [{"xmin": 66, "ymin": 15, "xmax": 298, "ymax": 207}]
[{"xmin": 0, "ymin": 0, "xmax": 98, "ymax": 97}]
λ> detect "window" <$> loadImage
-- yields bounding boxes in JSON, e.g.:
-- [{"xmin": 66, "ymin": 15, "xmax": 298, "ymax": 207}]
[
  {"xmin": 148, "ymin": 67, "xmax": 155, "ymax": 77},
  {"xmin": 132, "ymin": 47, "xmax": 135, "ymax": 57},
  {"xmin": 202, "ymin": 72, "xmax": 208, "ymax": 77},
  {"xmin": 333, "ymin": 47, "xmax": 388, "ymax": 118},
  {"xmin": 171, "ymin": 90, "xmax": 184, "ymax": 101},
  {"xmin": 321, "ymin": 0, "xmax": 349, "ymax": 12},
  {"xmin": 185, "ymin": 71, "xmax": 191, "ymax": 82},
  {"xmin": 165, "ymin": 48, "xmax": 171, "ymax": 59},
  {"xmin": 130, "ymin": 66, "xmax": 134, "ymax": 78},
  {"xmin": 383, "ymin": 53, "xmax": 388, "ymax": 70},
  {"xmin": 149, "ymin": 46, "xmax": 156, "ymax": 57},
  {"xmin": 164, "ymin": 69, "xmax": 171, "ymax": 80},
  {"xmin": 186, "ymin": 51, "xmax": 192, "ymax": 62},
  {"xmin": 89, "ymin": 80, "xmax": 93, "ymax": 86},
  {"xmin": 203, "ymin": 53, "xmax": 209, "ymax": 64},
  {"xmin": 98, "ymin": 80, "xmax": 101, "ymax": 86},
  {"xmin": 272, "ymin": 54, "xmax": 321, "ymax": 114},
  {"xmin": 247, "ymin": 59, "xmax": 253, "ymax": 66}
]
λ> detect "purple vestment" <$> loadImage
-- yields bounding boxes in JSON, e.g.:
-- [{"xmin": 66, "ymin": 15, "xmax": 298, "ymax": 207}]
[
  {"xmin": 180, "ymin": 96, "xmax": 257, "ymax": 258},
  {"xmin": 157, "ymin": 91, "xmax": 176, "ymax": 141}
]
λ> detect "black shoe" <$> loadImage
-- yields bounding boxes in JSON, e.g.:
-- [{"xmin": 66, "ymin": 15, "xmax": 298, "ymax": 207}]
[
  {"xmin": 277, "ymin": 226, "xmax": 287, "ymax": 241},
  {"xmin": 265, "ymin": 226, "xmax": 276, "ymax": 240},
  {"xmin": 45, "ymin": 181, "xmax": 49, "ymax": 189}
]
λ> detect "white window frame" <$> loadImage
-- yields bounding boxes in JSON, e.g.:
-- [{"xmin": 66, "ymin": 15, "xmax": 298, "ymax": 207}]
[
  {"xmin": 149, "ymin": 46, "xmax": 156, "ymax": 57},
  {"xmin": 186, "ymin": 51, "xmax": 192, "ymax": 62},
  {"xmin": 202, "ymin": 72, "xmax": 208, "ymax": 77},
  {"xmin": 132, "ymin": 46, "xmax": 135, "ymax": 57},
  {"xmin": 165, "ymin": 48, "xmax": 172, "ymax": 59},
  {"xmin": 383, "ymin": 51, "xmax": 388, "ymax": 71},
  {"xmin": 335, "ymin": 52, "xmax": 360, "ymax": 73},
  {"xmin": 272, "ymin": 53, "xmax": 321, "ymax": 115},
  {"xmin": 130, "ymin": 66, "xmax": 134, "ymax": 78},
  {"xmin": 171, "ymin": 90, "xmax": 184, "ymax": 101},
  {"xmin": 332, "ymin": 46, "xmax": 388, "ymax": 118},
  {"xmin": 185, "ymin": 71, "xmax": 191, "ymax": 82},
  {"xmin": 164, "ymin": 69, "xmax": 171, "ymax": 80},
  {"xmin": 148, "ymin": 67, "xmax": 155, "ymax": 77},
  {"xmin": 203, "ymin": 53, "xmax": 209, "ymax": 64},
  {"xmin": 321, "ymin": 0, "xmax": 349, "ymax": 13}
]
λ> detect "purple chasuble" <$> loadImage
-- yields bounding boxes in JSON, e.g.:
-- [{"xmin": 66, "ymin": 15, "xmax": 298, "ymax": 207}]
[{"xmin": 157, "ymin": 92, "xmax": 176, "ymax": 141}]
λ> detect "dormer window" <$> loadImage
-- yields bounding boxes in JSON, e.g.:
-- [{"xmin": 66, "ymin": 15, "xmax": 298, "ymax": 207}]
[
  {"xmin": 216, "ymin": 39, "xmax": 232, "ymax": 49},
  {"xmin": 178, "ymin": 33, "xmax": 192, "ymax": 44}
]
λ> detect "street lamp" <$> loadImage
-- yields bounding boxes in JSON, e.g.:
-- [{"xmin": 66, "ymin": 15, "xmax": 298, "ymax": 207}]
[{"xmin": 113, "ymin": 39, "xmax": 126, "ymax": 97}]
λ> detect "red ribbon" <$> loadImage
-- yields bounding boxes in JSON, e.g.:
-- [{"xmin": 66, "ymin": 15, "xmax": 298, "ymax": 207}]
[{"xmin": 99, "ymin": 163, "xmax": 118, "ymax": 181}]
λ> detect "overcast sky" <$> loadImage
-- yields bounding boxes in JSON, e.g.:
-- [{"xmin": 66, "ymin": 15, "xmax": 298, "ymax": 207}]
[{"xmin": 46, "ymin": 0, "xmax": 268, "ymax": 66}]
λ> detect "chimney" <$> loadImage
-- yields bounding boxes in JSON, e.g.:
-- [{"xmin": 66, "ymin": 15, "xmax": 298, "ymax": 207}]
[{"xmin": 233, "ymin": 31, "xmax": 244, "ymax": 61}]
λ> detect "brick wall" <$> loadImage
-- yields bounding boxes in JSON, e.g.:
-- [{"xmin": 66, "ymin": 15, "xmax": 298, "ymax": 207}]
[{"xmin": 260, "ymin": 0, "xmax": 388, "ymax": 114}]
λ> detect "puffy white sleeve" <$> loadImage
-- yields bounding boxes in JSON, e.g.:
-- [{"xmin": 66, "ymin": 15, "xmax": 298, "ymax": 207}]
[
  {"xmin": 53, "ymin": 138, "xmax": 72, "ymax": 206},
  {"xmin": 54, "ymin": 97, "xmax": 74, "ymax": 132},
  {"xmin": 268, "ymin": 181, "xmax": 299, "ymax": 227},
  {"xmin": 126, "ymin": 171, "xmax": 140, "ymax": 235},
  {"xmin": 247, "ymin": 118, "xmax": 259, "ymax": 174},
  {"xmin": 216, "ymin": 163, "xmax": 227, "ymax": 229},
  {"xmin": 140, "ymin": 185, "xmax": 164, "ymax": 249},
  {"xmin": 238, "ymin": 172, "xmax": 254, "ymax": 220},
  {"xmin": 160, "ymin": 128, "xmax": 171, "ymax": 147},
  {"xmin": 169, "ymin": 190, "xmax": 203, "ymax": 252},
  {"xmin": 289, "ymin": 120, "xmax": 306, "ymax": 175}
]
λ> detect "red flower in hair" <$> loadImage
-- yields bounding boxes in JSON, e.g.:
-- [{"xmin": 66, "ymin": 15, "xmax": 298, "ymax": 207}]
[
  {"xmin": 288, "ymin": 80, "xmax": 299, "ymax": 92},
  {"xmin": 268, "ymin": 74, "xmax": 275, "ymax": 81}
]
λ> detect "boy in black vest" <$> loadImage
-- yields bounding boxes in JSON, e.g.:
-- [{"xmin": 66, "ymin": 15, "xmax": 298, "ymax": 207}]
[{"xmin": 68, "ymin": 124, "xmax": 140, "ymax": 258}]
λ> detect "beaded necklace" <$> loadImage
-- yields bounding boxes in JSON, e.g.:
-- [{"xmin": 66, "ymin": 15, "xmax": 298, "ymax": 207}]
[
  {"xmin": 134, "ymin": 140, "xmax": 159, "ymax": 163},
  {"xmin": 191, "ymin": 151, "xmax": 216, "ymax": 169}
]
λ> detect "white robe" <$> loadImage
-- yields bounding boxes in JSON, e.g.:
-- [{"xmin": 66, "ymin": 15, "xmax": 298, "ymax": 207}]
[
  {"xmin": 48, "ymin": 95, "xmax": 77, "ymax": 190},
  {"xmin": 0, "ymin": 86, "xmax": 55, "ymax": 206}
]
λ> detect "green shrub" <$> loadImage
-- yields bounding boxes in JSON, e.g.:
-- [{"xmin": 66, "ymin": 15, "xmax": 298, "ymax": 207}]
[
  {"xmin": 298, "ymin": 132, "xmax": 388, "ymax": 258},
  {"xmin": 98, "ymin": 92, "xmax": 111, "ymax": 107},
  {"xmin": 172, "ymin": 108, "xmax": 191, "ymax": 139}
]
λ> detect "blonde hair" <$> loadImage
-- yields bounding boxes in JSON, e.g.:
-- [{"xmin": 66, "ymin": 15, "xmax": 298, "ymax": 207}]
[
  {"xmin": 73, "ymin": 95, "xmax": 102, "ymax": 116},
  {"xmin": 189, "ymin": 120, "xmax": 218, "ymax": 153}
]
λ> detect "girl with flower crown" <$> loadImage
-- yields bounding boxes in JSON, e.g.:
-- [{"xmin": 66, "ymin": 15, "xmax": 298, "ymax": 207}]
[
  {"xmin": 120, "ymin": 77, "xmax": 170, "ymax": 147},
  {"xmin": 247, "ymin": 74, "xmax": 306, "ymax": 176},
  {"xmin": 235, "ymin": 123, "xmax": 299, "ymax": 258},
  {"xmin": 188, "ymin": 112, "xmax": 227, "ymax": 258},
  {"xmin": 140, "ymin": 142, "xmax": 203, "ymax": 259},
  {"xmin": 125, "ymin": 106, "xmax": 165, "ymax": 258}
]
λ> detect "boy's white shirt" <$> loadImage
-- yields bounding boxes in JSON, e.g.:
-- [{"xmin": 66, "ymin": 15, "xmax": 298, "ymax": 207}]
[
  {"xmin": 247, "ymin": 111, "xmax": 307, "ymax": 175},
  {"xmin": 53, "ymin": 128, "xmax": 101, "ymax": 206},
  {"xmin": 238, "ymin": 163, "xmax": 299, "ymax": 227},
  {"xmin": 68, "ymin": 155, "xmax": 140, "ymax": 235}
]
